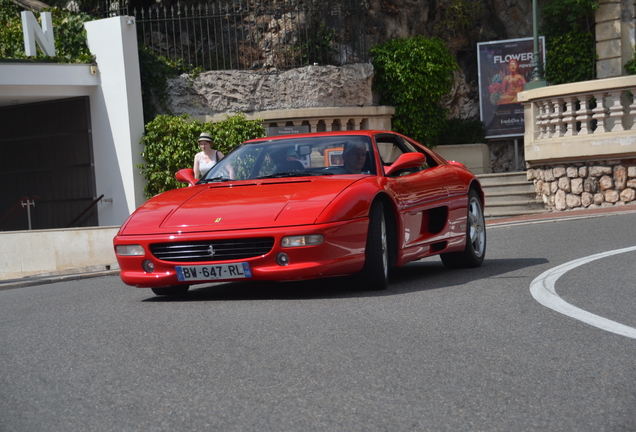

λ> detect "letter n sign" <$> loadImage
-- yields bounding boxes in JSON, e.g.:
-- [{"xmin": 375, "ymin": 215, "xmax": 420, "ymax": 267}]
[{"xmin": 21, "ymin": 11, "xmax": 56, "ymax": 57}]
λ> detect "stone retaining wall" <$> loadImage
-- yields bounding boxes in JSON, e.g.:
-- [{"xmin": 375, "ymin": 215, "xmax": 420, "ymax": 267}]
[{"xmin": 527, "ymin": 160, "xmax": 636, "ymax": 211}]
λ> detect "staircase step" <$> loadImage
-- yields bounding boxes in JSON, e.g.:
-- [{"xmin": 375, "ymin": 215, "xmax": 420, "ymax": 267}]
[
  {"xmin": 486, "ymin": 197, "xmax": 544, "ymax": 207},
  {"xmin": 477, "ymin": 172, "xmax": 529, "ymax": 186},
  {"xmin": 478, "ymin": 171, "xmax": 547, "ymax": 219},
  {"xmin": 484, "ymin": 208, "xmax": 548, "ymax": 218},
  {"xmin": 483, "ymin": 183, "xmax": 536, "ymax": 195}
]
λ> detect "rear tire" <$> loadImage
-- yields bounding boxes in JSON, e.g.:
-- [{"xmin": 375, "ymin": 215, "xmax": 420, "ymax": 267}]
[
  {"xmin": 441, "ymin": 189, "xmax": 486, "ymax": 269},
  {"xmin": 358, "ymin": 201, "xmax": 389, "ymax": 290},
  {"xmin": 151, "ymin": 285, "xmax": 190, "ymax": 296}
]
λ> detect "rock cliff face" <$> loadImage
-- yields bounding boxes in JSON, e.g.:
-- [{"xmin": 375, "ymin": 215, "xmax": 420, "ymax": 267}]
[
  {"xmin": 161, "ymin": 0, "xmax": 542, "ymax": 120},
  {"xmin": 165, "ymin": 64, "xmax": 374, "ymax": 116},
  {"xmin": 365, "ymin": 0, "xmax": 536, "ymax": 44}
]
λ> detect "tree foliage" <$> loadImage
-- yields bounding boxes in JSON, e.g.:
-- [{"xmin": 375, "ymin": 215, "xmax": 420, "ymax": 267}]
[
  {"xmin": 0, "ymin": 0, "xmax": 94, "ymax": 63},
  {"xmin": 138, "ymin": 113, "xmax": 266, "ymax": 198},
  {"xmin": 541, "ymin": 0, "xmax": 598, "ymax": 84},
  {"xmin": 371, "ymin": 35, "xmax": 458, "ymax": 147}
]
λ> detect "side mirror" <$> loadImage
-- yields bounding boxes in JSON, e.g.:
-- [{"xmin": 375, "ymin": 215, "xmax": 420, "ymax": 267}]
[
  {"xmin": 176, "ymin": 168, "xmax": 197, "ymax": 186},
  {"xmin": 385, "ymin": 152, "xmax": 427, "ymax": 176}
]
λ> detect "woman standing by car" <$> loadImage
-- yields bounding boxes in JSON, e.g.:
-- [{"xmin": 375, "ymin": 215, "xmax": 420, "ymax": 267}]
[{"xmin": 193, "ymin": 132, "xmax": 225, "ymax": 179}]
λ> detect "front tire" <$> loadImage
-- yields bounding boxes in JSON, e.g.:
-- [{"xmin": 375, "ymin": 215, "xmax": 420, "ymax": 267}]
[
  {"xmin": 151, "ymin": 285, "xmax": 190, "ymax": 296},
  {"xmin": 441, "ymin": 189, "xmax": 486, "ymax": 269},
  {"xmin": 358, "ymin": 201, "xmax": 389, "ymax": 290}
]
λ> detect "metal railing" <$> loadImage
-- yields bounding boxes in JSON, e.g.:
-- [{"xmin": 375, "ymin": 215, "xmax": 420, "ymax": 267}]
[
  {"xmin": 67, "ymin": 194, "xmax": 104, "ymax": 228},
  {"xmin": 97, "ymin": 0, "xmax": 368, "ymax": 71}
]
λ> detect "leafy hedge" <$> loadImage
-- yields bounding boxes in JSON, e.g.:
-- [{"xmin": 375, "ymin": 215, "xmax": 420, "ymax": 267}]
[
  {"xmin": 541, "ymin": 0, "xmax": 598, "ymax": 85},
  {"xmin": 371, "ymin": 35, "xmax": 459, "ymax": 147},
  {"xmin": 139, "ymin": 113, "xmax": 266, "ymax": 198}
]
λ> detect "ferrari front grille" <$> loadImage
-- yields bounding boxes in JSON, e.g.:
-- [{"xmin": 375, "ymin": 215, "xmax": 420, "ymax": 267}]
[{"xmin": 150, "ymin": 237, "xmax": 275, "ymax": 262}]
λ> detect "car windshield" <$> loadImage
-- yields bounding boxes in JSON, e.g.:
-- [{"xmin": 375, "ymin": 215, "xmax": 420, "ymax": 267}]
[{"xmin": 201, "ymin": 135, "xmax": 375, "ymax": 182}]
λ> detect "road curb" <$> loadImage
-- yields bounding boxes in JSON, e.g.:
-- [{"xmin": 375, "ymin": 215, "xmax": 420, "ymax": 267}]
[
  {"xmin": 487, "ymin": 205, "xmax": 636, "ymax": 228},
  {"xmin": 0, "ymin": 270, "xmax": 120, "ymax": 291}
]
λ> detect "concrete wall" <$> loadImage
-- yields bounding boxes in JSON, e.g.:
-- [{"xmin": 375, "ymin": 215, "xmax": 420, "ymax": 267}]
[
  {"xmin": 433, "ymin": 144, "xmax": 491, "ymax": 174},
  {"xmin": 0, "ymin": 227, "xmax": 119, "ymax": 280}
]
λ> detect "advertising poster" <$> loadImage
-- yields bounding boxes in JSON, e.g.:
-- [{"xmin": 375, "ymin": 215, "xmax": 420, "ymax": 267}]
[{"xmin": 477, "ymin": 37, "xmax": 545, "ymax": 139}]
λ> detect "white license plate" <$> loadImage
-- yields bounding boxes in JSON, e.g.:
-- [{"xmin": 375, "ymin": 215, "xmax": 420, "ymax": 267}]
[{"xmin": 176, "ymin": 262, "xmax": 252, "ymax": 281}]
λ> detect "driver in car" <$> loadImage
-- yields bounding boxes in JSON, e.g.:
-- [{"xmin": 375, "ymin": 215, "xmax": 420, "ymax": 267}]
[{"xmin": 342, "ymin": 142, "xmax": 368, "ymax": 174}]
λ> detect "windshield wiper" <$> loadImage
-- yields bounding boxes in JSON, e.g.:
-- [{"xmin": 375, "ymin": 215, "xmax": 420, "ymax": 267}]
[
  {"xmin": 256, "ymin": 171, "xmax": 334, "ymax": 179},
  {"xmin": 199, "ymin": 176, "xmax": 233, "ymax": 183}
]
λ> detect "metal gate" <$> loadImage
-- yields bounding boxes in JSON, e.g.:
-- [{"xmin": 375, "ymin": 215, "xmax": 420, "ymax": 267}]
[{"xmin": 99, "ymin": 0, "xmax": 368, "ymax": 71}]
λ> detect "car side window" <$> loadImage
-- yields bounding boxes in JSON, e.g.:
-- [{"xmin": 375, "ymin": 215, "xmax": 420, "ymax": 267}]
[
  {"xmin": 376, "ymin": 139, "xmax": 404, "ymax": 165},
  {"xmin": 376, "ymin": 134, "xmax": 436, "ymax": 176},
  {"xmin": 400, "ymin": 137, "xmax": 438, "ymax": 168}
]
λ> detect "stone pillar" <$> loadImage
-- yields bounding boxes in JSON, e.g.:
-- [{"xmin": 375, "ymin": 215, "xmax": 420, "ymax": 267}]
[
  {"xmin": 307, "ymin": 120, "xmax": 320, "ymax": 133},
  {"xmin": 596, "ymin": 0, "xmax": 635, "ymax": 78}
]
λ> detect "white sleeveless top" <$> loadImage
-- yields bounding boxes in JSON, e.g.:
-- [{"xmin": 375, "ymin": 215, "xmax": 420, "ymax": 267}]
[{"xmin": 199, "ymin": 151, "xmax": 218, "ymax": 176}]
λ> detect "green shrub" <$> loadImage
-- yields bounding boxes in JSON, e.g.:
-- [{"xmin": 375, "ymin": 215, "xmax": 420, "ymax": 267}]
[
  {"xmin": 138, "ymin": 113, "xmax": 266, "ymax": 198},
  {"xmin": 0, "ymin": 0, "xmax": 94, "ymax": 63},
  {"xmin": 544, "ymin": 31, "xmax": 595, "ymax": 85},
  {"xmin": 371, "ymin": 35, "xmax": 458, "ymax": 147}
]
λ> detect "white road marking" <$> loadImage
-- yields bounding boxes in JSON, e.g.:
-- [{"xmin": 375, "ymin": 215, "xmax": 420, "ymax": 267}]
[{"xmin": 529, "ymin": 246, "xmax": 636, "ymax": 339}]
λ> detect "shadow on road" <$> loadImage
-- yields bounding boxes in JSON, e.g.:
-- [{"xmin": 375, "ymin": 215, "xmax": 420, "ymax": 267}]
[
  {"xmin": 144, "ymin": 258, "xmax": 548, "ymax": 302},
  {"xmin": 142, "ymin": 257, "xmax": 549, "ymax": 303}
]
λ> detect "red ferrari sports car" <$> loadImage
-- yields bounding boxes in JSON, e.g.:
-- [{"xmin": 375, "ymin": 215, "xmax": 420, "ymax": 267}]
[{"xmin": 114, "ymin": 130, "xmax": 486, "ymax": 295}]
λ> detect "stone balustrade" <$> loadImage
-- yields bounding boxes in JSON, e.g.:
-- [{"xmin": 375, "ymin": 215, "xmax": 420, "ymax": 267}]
[
  {"xmin": 195, "ymin": 106, "xmax": 395, "ymax": 134},
  {"xmin": 519, "ymin": 75, "xmax": 636, "ymax": 162},
  {"xmin": 519, "ymin": 75, "xmax": 636, "ymax": 211}
]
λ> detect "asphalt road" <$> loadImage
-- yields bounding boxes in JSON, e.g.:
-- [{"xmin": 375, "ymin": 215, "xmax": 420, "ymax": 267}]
[{"xmin": 1, "ymin": 212, "xmax": 635, "ymax": 431}]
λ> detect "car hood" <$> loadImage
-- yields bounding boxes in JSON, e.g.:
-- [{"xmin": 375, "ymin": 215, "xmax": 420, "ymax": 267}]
[{"xmin": 120, "ymin": 177, "xmax": 360, "ymax": 235}]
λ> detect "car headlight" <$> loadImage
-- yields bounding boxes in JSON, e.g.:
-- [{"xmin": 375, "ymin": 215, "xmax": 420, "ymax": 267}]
[
  {"xmin": 281, "ymin": 235, "xmax": 324, "ymax": 247},
  {"xmin": 115, "ymin": 244, "xmax": 145, "ymax": 256}
]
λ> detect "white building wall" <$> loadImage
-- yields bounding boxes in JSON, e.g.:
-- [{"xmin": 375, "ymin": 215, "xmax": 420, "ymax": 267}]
[{"xmin": 85, "ymin": 16, "xmax": 146, "ymax": 226}]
